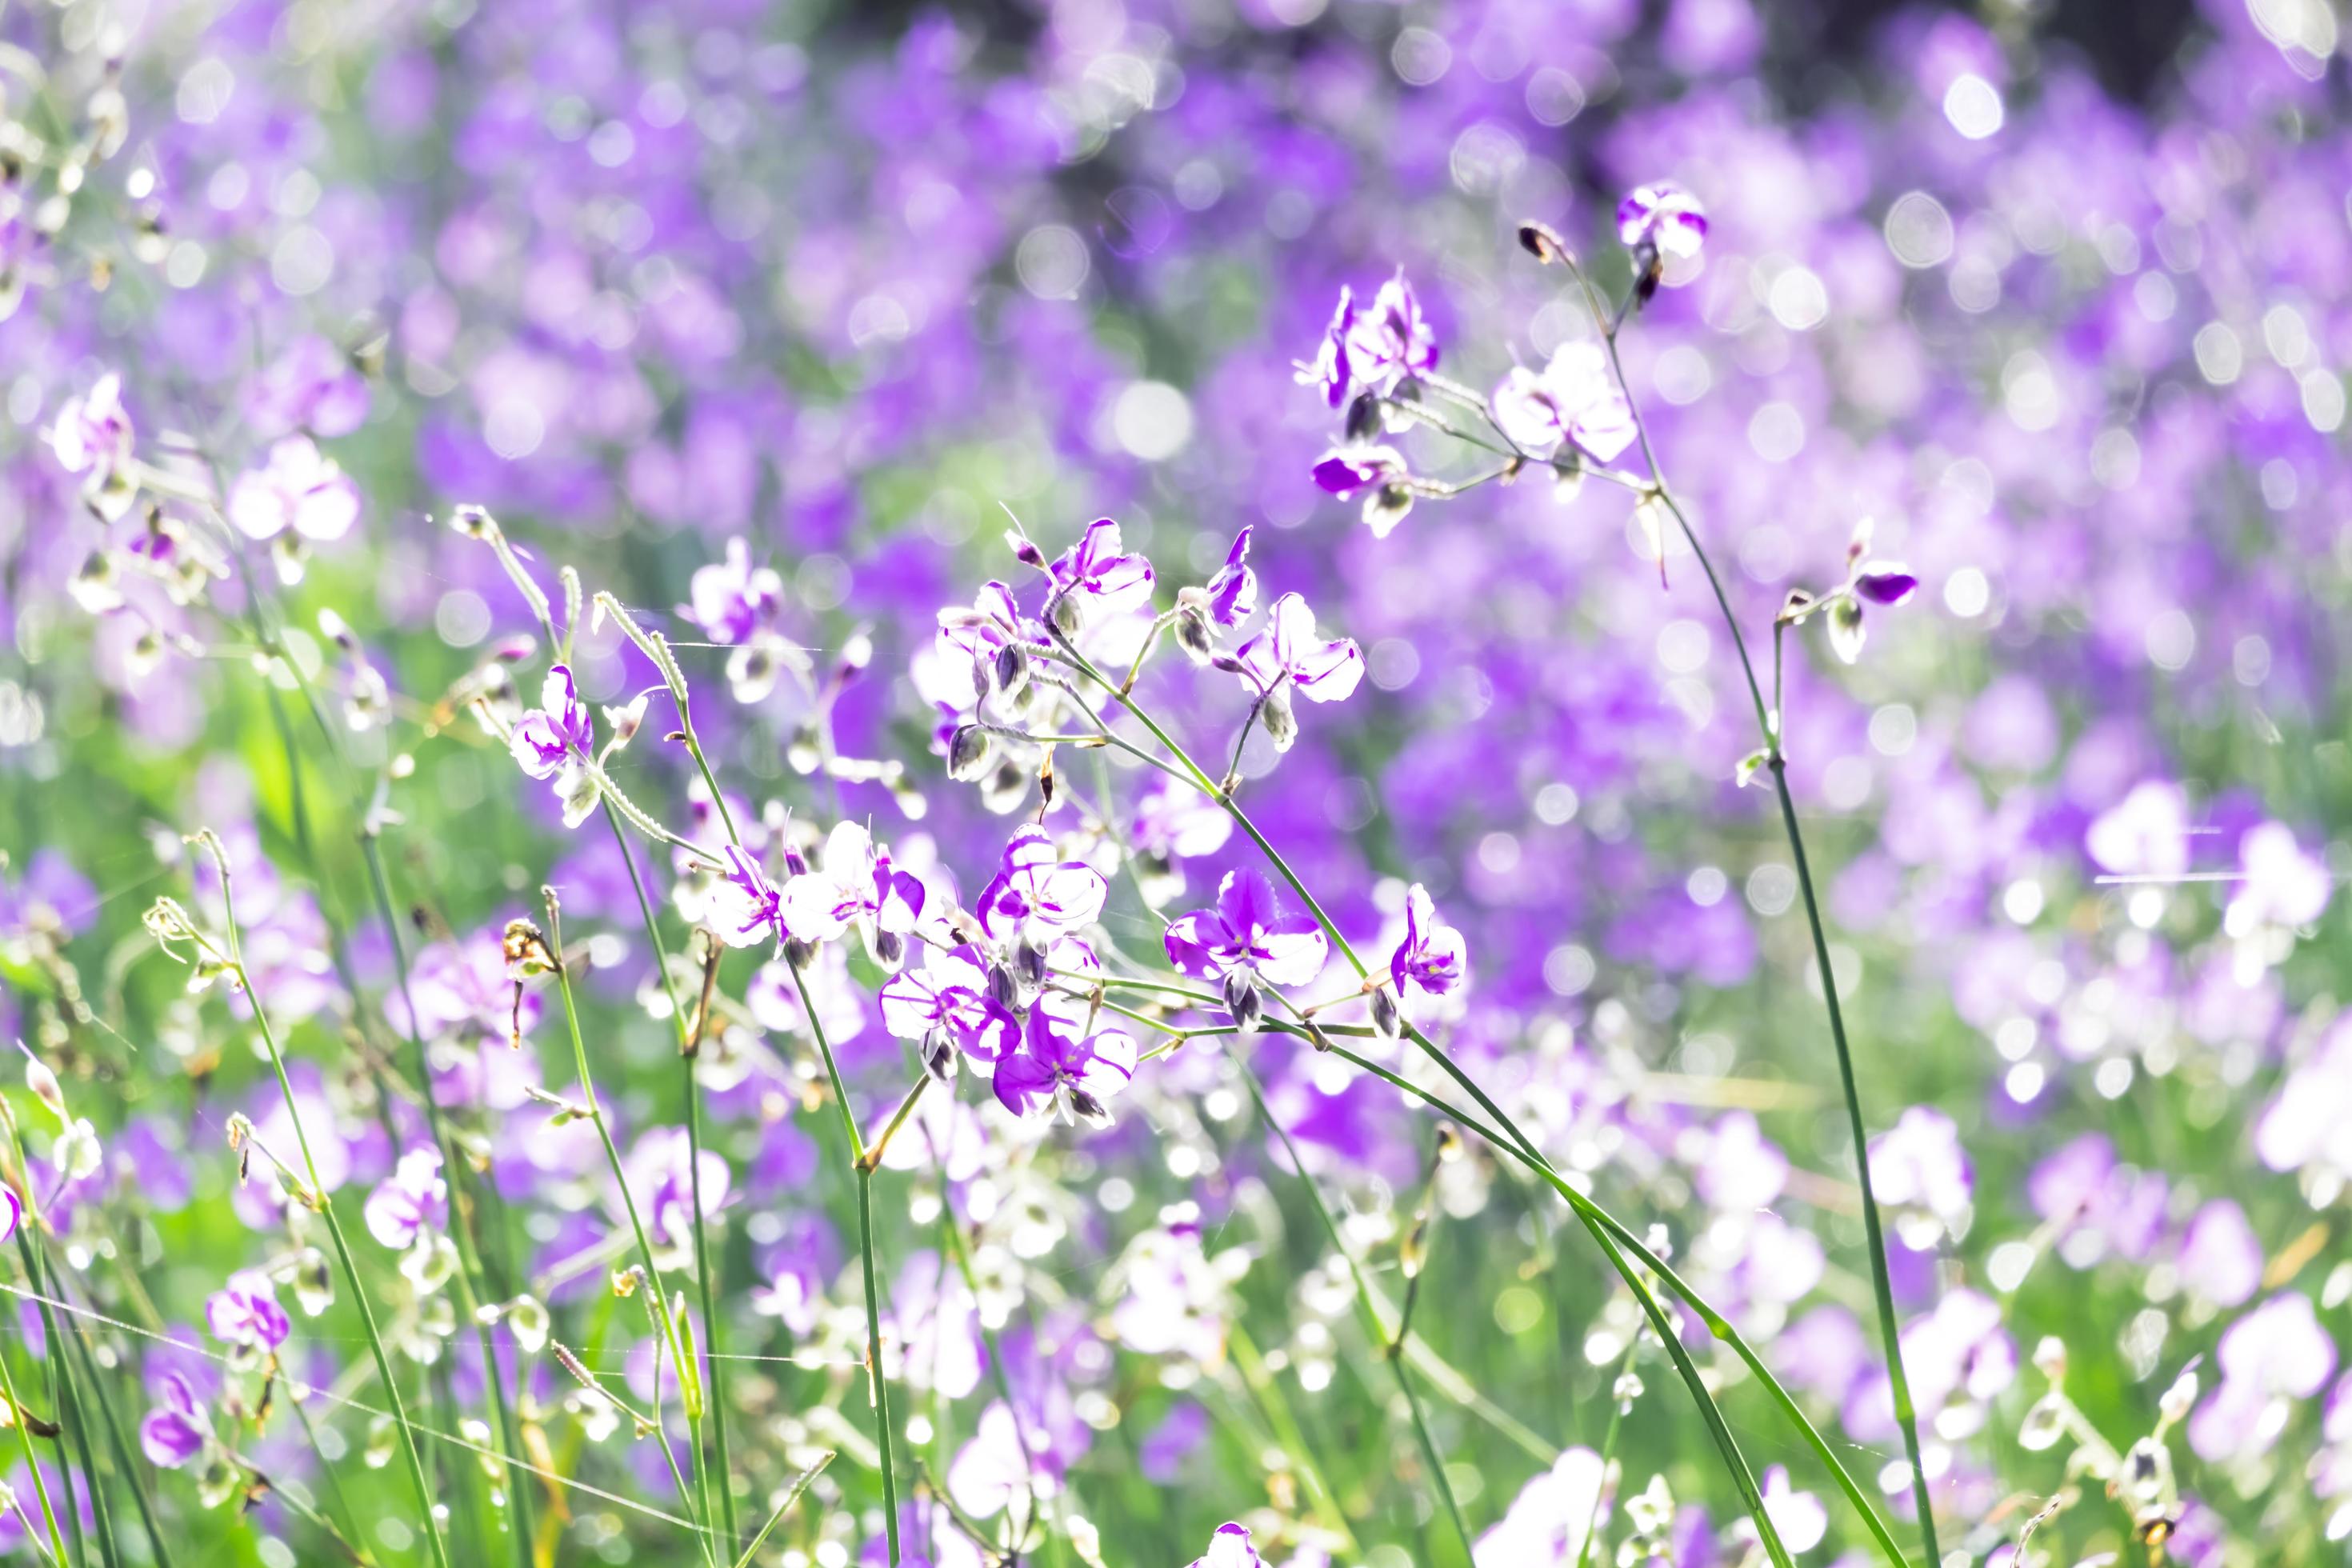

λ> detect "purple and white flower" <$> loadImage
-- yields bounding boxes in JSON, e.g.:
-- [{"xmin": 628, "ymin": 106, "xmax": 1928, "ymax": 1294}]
[
  {"xmin": 707, "ymin": 845, "xmax": 787, "ymax": 950},
  {"xmin": 878, "ymin": 942, "xmax": 1021, "ymax": 1066},
  {"xmin": 138, "ymin": 1371, "xmax": 211, "ymax": 1470},
  {"xmin": 1390, "ymin": 883, "xmax": 1466, "ymax": 998},
  {"xmin": 227, "ymin": 434, "xmax": 362, "ymax": 544},
  {"xmin": 1187, "ymin": 1522, "xmax": 1262, "ymax": 1568},
  {"xmin": 992, "ymin": 995, "xmax": 1136, "ymax": 1127},
  {"xmin": 1165, "ymin": 868, "xmax": 1329, "ymax": 1000},
  {"xmin": 1294, "ymin": 286, "xmax": 1356, "ymax": 408},
  {"xmin": 782, "ymin": 821, "xmax": 926, "ymax": 966},
  {"xmin": 52, "ymin": 373, "xmax": 138, "ymax": 518},
  {"xmin": 1233, "ymin": 593, "xmax": 1365, "ymax": 740},
  {"xmin": 1345, "ymin": 270, "xmax": 1439, "ymax": 395},
  {"xmin": 686, "ymin": 538, "xmax": 785, "ymax": 646},
  {"xmin": 509, "ymin": 664, "xmax": 601, "ymax": 828},
  {"xmin": 1490, "ymin": 344, "xmax": 1636, "ymax": 465},
  {"xmin": 206, "ymin": 1270, "xmax": 292, "ymax": 1354},
  {"xmin": 364, "ymin": 1146, "xmax": 450, "ymax": 1251},
  {"xmin": 1616, "ymin": 181, "xmax": 1710, "ymax": 269},
  {"xmin": 1045, "ymin": 518, "xmax": 1156, "ymax": 628},
  {"xmin": 976, "ymin": 826, "xmax": 1108, "ymax": 950}
]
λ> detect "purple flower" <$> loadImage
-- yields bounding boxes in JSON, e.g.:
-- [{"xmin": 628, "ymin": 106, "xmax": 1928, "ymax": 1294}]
[
  {"xmin": 1312, "ymin": 446, "xmax": 1406, "ymax": 499},
  {"xmin": 0, "ymin": 1185, "xmax": 16, "ymax": 1246},
  {"xmin": 2191, "ymin": 1292, "xmax": 2337, "ymax": 1463},
  {"xmin": 250, "ymin": 335, "xmax": 369, "ymax": 438},
  {"xmin": 708, "ymin": 845, "xmax": 786, "ymax": 950},
  {"xmin": 1345, "ymin": 269, "xmax": 1439, "ymax": 394},
  {"xmin": 781, "ymin": 822, "xmax": 925, "ymax": 962},
  {"xmin": 1046, "ymin": 518, "xmax": 1156, "ymax": 626},
  {"xmin": 510, "ymin": 665, "xmax": 601, "ymax": 828},
  {"xmin": 1130, "ymin": 778, "xmax": 1232, "ymax": 861},
  {"xmin": 1616, "ymin": 181, "xmax": 1710, "ymax": 266},
  {"xmin": 1853, "ymin": 566, "xmax": 1920, "ymax": 605},
  {"xmin": 1490, "ymin": 344, "xmax": 1636, "ymax": 465},
  {"xmin": 686, "ymin": 538, "xmax": 784, "ymax": 646},
  {"xmin": 622, "ymin": 1126, "xmax": 731, "ymax": 1255},
  {"xmin": 364, "ymin": 1147, "xmax": 449, "ymax": 1250},
  {"xmin": 1166, "ymin": 868, "xmax": 1328, "ymax": 990},
  {"xmin": 1202, "ymin": 528, "xmax": 1258, "ymax": 629},
  {"xmin": 227, "ymin": 435, "xmax": 362, "ymax": 544},
  {"xmin": 1234, "ymin": 593, "xmax": 1364, "ymax": 706},
  {"xmin": 992, "ymin": 996, "xmax": 1136, "ymax": 1127},
  {"xmin": 206, "ymin": 1271, "xmax": 291, "ymax": 1354},
  {"xmin": 138, "ymin": 1371, "xmax": 209, "ymax": 1469},
  {"xmin": 1294, "ymin": 285, "xmax": 1356, "ymax": 409},
  {"xmin": 937, "ymin": 581, "xmax": 1049, "ymax": 683},
  {"xmin": 1390, "ymin": 883, "xmax": 1467, "ymax": 999},
  {"xmin": 51, "ymin": 374, "xmax": 137, "ymax": 518},
  {"xmin": 878, "ymin": 942, "xmax": 1021, "ymax": 1064},
  {"xmin": 1187, "ymin": 1522, "xmax": 1262, "ymax": 1568},
  {"xmin": 976, "ymin": 827, "xmax": 1107, "ymax": 949}
]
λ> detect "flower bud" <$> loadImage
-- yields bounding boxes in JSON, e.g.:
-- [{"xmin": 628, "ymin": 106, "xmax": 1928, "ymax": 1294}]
[
  {"xmin": 945, "ymin": 721, "xmax": 991, "ymax": 781},
  {"xmin": 987, "ymin": 963, "xmax": 1021, "ymax": 1011},
  {"xmin": 994, "ymin": 641, "xmax": 1031, "ymax": 698},
  {"xmin": 1007, "ymin": 530, "xmax": 1047, "ymax": 570},
  {"xmin": 1222, "ymin": 970, "xmax": 1262, "ymax": 1034},
  {"xmin": 1258, "ymin": 686, "xmax": 1298, "ymax": 753},
  {"xmin": 1016, "ymin": 940, "xmax": 1048, "ymax": 988},
  {"xmin": 1370, "ymin": 986, "xmax": 1402, "ymax": 1040},
  {"xmin": 781, "ymin": 937, "xmax": 817, "ymax": 971},
  {"xmin": 22, "ymin": 1053, "xmax": 65, "ymax": 1122},
  {"xmin": 1066, "ymin": 1086, "xmax": 1114, "ymax": 1129},
  {"xmin": 872, "ymin": 927, "xmax": 906, "ymax": 971},
  {"xmin": 506, "ymin": 1294, "xmax": 550, "ymax": 1354},
  {"xmin": 1175, "ymin": 604, "xmax": 1214, "ymax": 664},
  {"xmin": 922, "ymin": 1028, "xmax": 959, "ymax": 1084},
  {"xmin": 1049, "ymin": 591, "xmax": 1082, "ymax": 638},
  {"xmin": 1344, "ymin": 391, "xmax": 1381, "ymax": 443}
]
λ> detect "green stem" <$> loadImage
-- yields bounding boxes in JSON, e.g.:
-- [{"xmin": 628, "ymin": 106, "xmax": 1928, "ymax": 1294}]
[
  {"xmin": 204, "ymin": 840, "xmax": 453, "ymax": 1568},
  {"xmin": 0, "ymin": 1270, "xmax": 69, "ymax": 1568},
  {"xmin": 1234, "ymin": 1062, "xmax": 1471, "ymax": 1564},
  {"xmin": 1574, "ymin": 1339, "xmax": 1642, "ymax": 1568},
  {"xmin": 601, "ymin": 806, "xmax": 739, "ymax": 1552},
  {"xmin": 358, "ymin": 834, "xmax": 536, "ymax": 1568},
  {"xmin": 539, "ymin": 889, "xmax": 718, "ymax": 1566},
  {"xmin": 786, "ymin": 958, "xmax": 898, "ymax": 1566}
]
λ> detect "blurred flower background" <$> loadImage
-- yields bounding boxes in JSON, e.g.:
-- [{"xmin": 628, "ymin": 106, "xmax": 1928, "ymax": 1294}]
[{"xmin": 3, "ymin": 0, "xmax": 2351, "ymax": 1565}]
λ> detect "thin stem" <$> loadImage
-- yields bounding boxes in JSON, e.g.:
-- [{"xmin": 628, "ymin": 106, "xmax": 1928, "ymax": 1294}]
[
  {"xmin": 540, "ymin": 888, "xmax": 719, "ymax": 1566},
  {"xmin": 787, "ymin": 958, "xmax": 898, "ymax": 1566},
  {"xmin": 359, "ymin": 834, "xmax": 536, "ymax": 1568},
  {"xmin": 1234, "ymin": 1062, "xmax": 1471, "ymax": 1565},
  {"xmin": 0, "ymin": 1300, "xmax": 68, "ymax": 1566},
  {"xmin": 204, "ymin": 839, "xmax": 454, "ymax": 1568},
  {"xmin": 602, "ymin": 807, "xmax": 740, "ymax": 1552}
]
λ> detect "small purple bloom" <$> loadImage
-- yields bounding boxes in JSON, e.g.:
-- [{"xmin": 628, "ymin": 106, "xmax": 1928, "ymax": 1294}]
[
  {"xmin": 1294, "ymin": 285, "xmax": 1356, "ymax": 408},
  {"xmin": 1490, "ymin": 344, "xmax": 1635, "ymax": 465},
  {"xmin": 52, "ymin": 373, "xmax": 137, "ymax": 518},
  {"xmin": 1617, "ymin": 181, "xmax": 1710, "ymax": 265},
  {"xmin": 510, "ymin": 665, "xmax": 601, "ymax": 828},
  {"xmin": 1188, "ymin": 1522, "xmax": 1262, "ymax": 1568},
  {"xmin": 992, "ymin": 996, "xmax": 1136, "ymax": 1127},
  {"xmin": 206, "ymin": 1271, "xmax": 291, "ymax": 1354},
  {"xmin": 622, "ymin": 1126, "xmax": 731, "ymax": 1255},
  {"xmin": 1390, "ymin": 883, "xmax": 1466, "ymax": 998},
  {"xmin": 1164, "ymin": 868, "xmax": 1328, "ymax": 989},
  {"xmin": 138, "ymin": 1371, "xmax": 209, "ymax": 1469},
  {"xmin": 686, "ymin": 538, "xmax": 784, "ymax": 645},
  {"xmin": 976, "ymin": 826, "xmax": 1108, "ymax": 949},
  {"xmin": 227, "ymin": 434, "xmax": 362, "ymax": 543},
  {"xmin": 510, "ymin": 665, "xmax": 594, "ymax": 777},
  {"xmin": 878, "ymin": 942, "xmax": 1020, "ymax": 1063},
  {"xmin": 1131, "ymin": 778, "xmax": 1232, "ymax": 861},
  {"xmin": 1345, "ymin": 269, "xmax": 1439, "ymax": 394},
  {"xmin": 780, "ymin": 822, "xmax": 925, "ymax": 961},
  {"xmin": 364, "ymin": 1147, "xmax": 449, "ymax": 1250},
  {"xmin": 1234, "ymin": 593, "xmax": 1364, "ymax": 706},
  {"xmin": 1311, "ymin": 446, "xmax": 1406, "ymax": 499},
  {"xmin": 1046, "ymin": 518, "xmax": 1156, "ymax": 624},
  {"xmin": 708, "ymin": 844, "xmax": 786, "ymax": 950}
]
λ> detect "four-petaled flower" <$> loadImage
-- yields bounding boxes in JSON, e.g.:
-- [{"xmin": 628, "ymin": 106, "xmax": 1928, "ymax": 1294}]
[
  {"xmin": 687, "ymin": 537, "xmax": 785, "ymax": 645},
  {"xmin": 1617, "ymin": 181, "xmax": 1710, "ymax": 267},
  {"xmin": 1391, "ymin": 883, "xmax": 1467, "ymax": 998},
  {"xmin": 1311, "ymin": 446, "xmax": 1406, "ymax": 500},
  {"xmin": 509, "ymin": 664, "xmax": 602, "ymax": 827},
  {"xmin": 1046, "ymin": 518, "xmax": 1156, "ymax": 629},
  {"xmin": 708, "ymin": 844, "xmax": 786, "ymax": 950},
  {"xmin": 878, "ymin": 942, "xmax": 1022, "ymax": 1065},
  {"xmin": 228, "ymin": 434, "xmax": 362, "ymax": 543},
  {"xmin": 1346, "ymin": 270, "xmax": 1439, "ymax": 395},
  {"xmin": 1166, "ymin": 868, "xmax": 1329, "ymax": 990},
  {"xmin": 52, "ymin": 373, "xmax": 138, "ymax": 518},
  {"xmin": 1826, "ymin": 552, "xmax": 1921, "ymax": 665},
  {"xmin": 206, "ymin": 1270, "xmax": 292, "ymax": 1353},
  {"xmin": 976, "ymin": 826, "xmax": 1108, "ymax": 950},
  {"xmin": 782, "ymin": 822, "xmax": 925, "ymax": 966},
  {"xmin": 364, "ymin": 1146, "xmax": 450, "ymax": 1251},
  {"xmin": 1234, "ymin": 592, "xmax": 1365, "ymax": 712},
  {"xmin": 993, "ymin": 994, "xmax": 1137, "ymax": 1127},
  {"xmin": 138, "ymin": 1371, "xmax": 211, "ymax": 1470},
  {"xmin": 1491, "ymin": 343, "xmax": 1636, "ymax": 465}
]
